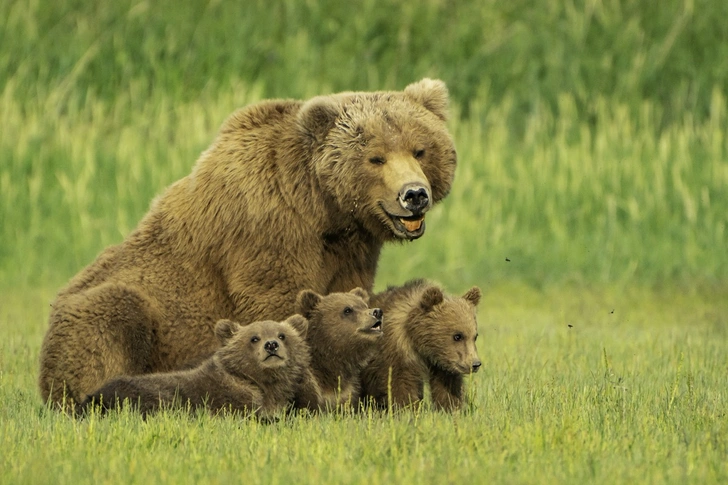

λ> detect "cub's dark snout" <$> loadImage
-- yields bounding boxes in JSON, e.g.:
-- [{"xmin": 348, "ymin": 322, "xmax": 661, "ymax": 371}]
[{"xmin": 264, "ymin": 340, "xmax": 279, "ymax": 354}]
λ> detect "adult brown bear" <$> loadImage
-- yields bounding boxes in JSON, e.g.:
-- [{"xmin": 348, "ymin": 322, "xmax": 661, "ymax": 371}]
[{"xmin": 39, "ymin": 79, "xmax": 457, "ymax": 408}]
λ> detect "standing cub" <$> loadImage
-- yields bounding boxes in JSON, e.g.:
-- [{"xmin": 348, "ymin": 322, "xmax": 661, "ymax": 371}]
[
  {"xmin": 296, "ymin": 287, "xmax": 383, "ymax": 410},
  {"xmin": 360, "ymin": 279, "xmax": 481, "ymax": 411},
  {"xmin": 79, "ymin": 317, "xmax": 311, "ymax": 419}
]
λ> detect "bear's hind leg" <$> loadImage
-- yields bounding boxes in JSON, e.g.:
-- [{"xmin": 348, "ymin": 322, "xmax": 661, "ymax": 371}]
[{"xmin": 38, "ymin": 283, "xmax": 162, "ymax": 410}]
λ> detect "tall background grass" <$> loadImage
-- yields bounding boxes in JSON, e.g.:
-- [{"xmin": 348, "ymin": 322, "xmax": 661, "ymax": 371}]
[{"xmin": 1, "ymin": 0, "xmax": 726, "ymax": 289}]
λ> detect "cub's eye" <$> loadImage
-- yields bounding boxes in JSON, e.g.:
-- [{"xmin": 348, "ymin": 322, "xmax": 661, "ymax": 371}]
[
  {"xmin": 453, "ymin": 333, "xmax": 463, "ymax": 342},
  {"xmin": 343, "ymin": 307, "xmax": 353, "ymax": 316},
  {"xmin": 369, "ymin": 156, "xmax": 386, "ymax": 165},
  {"xmin": 414, "ymin": 149, "xmax": 425, "ymax": 159},
  {"xmin": 250, "ymin": 336, "xmax": 260, "ymax": 343},
  {"xmin": 278, "ymin": 333, "xmax": 286, "ymax": 341}
]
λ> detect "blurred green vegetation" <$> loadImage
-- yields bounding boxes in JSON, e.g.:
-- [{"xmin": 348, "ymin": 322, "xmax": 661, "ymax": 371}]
[
  {"xmin": 0, "ymin": 0, "xmax": 726, "ymax": 288},
  {"xmin": 3, "ymin": 0, "xmax": 727, "ymax": 122}
]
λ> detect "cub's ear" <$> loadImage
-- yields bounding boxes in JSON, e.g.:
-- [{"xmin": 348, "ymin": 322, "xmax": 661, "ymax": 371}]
[
  {"xmin": 462, "ymin": 286, "xmax": 481, "ymax": 307},
  {"xmin": 297, "ymin": 96, "xmax": 340, "ymax": 144},
  {"xmin": 215, "ymin": 319, "xmax": 241, "ymax": 344},
  {"xmin": 296, "ymin": 290, "xmax": 322, "ymax": 320},
  {"xmin": 404, "ymin": 78, "xmax": 449, "ymax": 121},
  {"xmin": 349, "ymin": 287, "xmax": 370, "ymax": 304},
  {"xmin": 419, "ymin": 287, "xmax": 444, "ymax": 312},
  {"xmin": 286, "ymin": 314, "xmax": 310, "ymax": 339}
]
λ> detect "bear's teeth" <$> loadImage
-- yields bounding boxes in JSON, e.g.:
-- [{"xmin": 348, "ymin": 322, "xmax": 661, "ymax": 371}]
[{"xmin": 401, "ymin": 218, "xmax": 423, "ymax": 232}]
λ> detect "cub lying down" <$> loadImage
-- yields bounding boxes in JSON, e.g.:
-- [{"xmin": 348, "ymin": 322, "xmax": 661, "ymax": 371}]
[{"xmin": 79, "ymin": 317, "xmax": 312, "ymax": 419}]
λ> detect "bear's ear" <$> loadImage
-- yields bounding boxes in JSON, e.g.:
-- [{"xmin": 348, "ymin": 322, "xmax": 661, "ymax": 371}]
[
  {"xmin": 215, "ymin": 319, "xmax": 241, "ymax": 344},
  {"xmin": 296, "ymin": 290, "xmax": 322, "ymax": 320},
  {"xmin": 419, "ymin": 287, "xmax": 444, "ymax": 313},
  {"xmin": 462, "ymin": 286, "xmax": 481, "ymax": 307},
  {"xmin": 349, "ymin": 287, "xmax": 370, "ymax": 304},
  {"xmin": 286, "ymin": 314, "xmax": 310, "ymax": 339},
  {"xmin": 404, "ymin": 78, "xmax": 450, "ymax": 122},
  {"xmin": 298, "ymin": 96, "xmax": 340, "ymax": 143}
]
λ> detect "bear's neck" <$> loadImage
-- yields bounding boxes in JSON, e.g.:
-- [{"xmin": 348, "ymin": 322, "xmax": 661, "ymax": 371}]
[{"xmin": 321, "ymin": 228, "xmax": 382, "ymax": 294}]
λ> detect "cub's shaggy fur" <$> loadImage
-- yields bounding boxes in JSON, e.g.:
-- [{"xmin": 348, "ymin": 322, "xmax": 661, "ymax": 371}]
[
  {"xmin": 295, "ymin": 288, "xmax": 383, "ymax": 409},
  {"xmin": 360, "ymin": 279, "xmax": 481, "ymax": 411},
  {"xmin": 79, "ymin": 317, "xmax": 312, "ymax": 419}
]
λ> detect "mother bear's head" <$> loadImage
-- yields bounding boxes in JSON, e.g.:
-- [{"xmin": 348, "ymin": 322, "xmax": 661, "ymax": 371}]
[{"xmin": 297, "ymin": 78, "xmax": 457, "ymax": 241}]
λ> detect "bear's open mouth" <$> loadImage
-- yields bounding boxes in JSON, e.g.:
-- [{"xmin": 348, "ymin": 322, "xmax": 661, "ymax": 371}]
[
  {"xmin": 360, "ymin": 320, "xmax": 383, "ymax": 335},
  {"xmin": 399, "ymin": 216, "xmax": 424, "ymax": 233},
  {"xmin": 388, "ymin": 213, "xmax": 426, "ymax": 239},
  {"xmin": 379, "ymin": 202, "xmax": 427, "ymax": 239}
]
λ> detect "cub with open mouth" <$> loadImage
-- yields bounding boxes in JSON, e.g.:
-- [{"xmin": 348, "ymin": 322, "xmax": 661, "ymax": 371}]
[{"xmin": 295, "ymin": 287, "xmax": 383, "ymax": 410}]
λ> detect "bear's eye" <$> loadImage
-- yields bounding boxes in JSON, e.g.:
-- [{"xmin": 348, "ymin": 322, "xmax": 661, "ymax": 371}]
[
  {"xmin": 453, "ymin": 333, "xmax": 463, "ymax": 342},
  {"xmin": 278, "ymin": 333, "xmax": 286, "ymax": 341},
  {"xmin": 343, "ymin": 307, "xmax": 353, "ymax": 316},
  {"xmin": 369, "ymin": 156, "xmax": 386, "ymax": 165},
  {"xmin": 250, "ymin": 336, "xmax": 260, "ymax": 343},
  {"xmin": 414, "ymin": 149, "xmax": 426, "ymax": 159}
]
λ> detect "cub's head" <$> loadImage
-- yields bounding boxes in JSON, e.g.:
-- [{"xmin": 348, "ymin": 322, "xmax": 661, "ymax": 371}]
[
  {"xmin": 297, "ymin": 78, "xmax": 457, "ymax": 241},
  {"xmin": 295, "ymin": 287, "xmax": 383, "ymax": 348},
  {"xmin": 214, "ymin": 317, "xmax": 310, "ymax": 382},
  {"xmin": 409, "ymin": 285, "xmax": 482, "ymax": 375}
]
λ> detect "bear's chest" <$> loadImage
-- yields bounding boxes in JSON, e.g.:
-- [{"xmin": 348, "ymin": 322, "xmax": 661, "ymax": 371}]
[{"xmin": 320, "ymin": 231, "xmax": 382, "ymax": 293}]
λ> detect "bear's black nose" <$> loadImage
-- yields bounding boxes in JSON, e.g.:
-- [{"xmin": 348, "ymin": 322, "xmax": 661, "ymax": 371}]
[
  {"xmin": 372, "ymin": 308, "xmax": 383, "ymax": 319},
  {"xmin": 472, "ymin": 361, "xmax": 481, "ymax": 372},
  {"xmin": 264, "ymin": 340, "xmax": 279, "ymax": 354},
  {"xmin": 399, "ymin": 183, "xmax": 430, "ymax": 214}
]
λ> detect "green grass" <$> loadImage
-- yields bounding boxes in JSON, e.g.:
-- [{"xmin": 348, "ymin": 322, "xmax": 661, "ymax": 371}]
[
  {"xmin": 3, "ymin": 0, "xmax": 727, "ymax": 121},
  {"xmin": 1, "ymin": 1, "xmax": 727, "ymax": 483},
  {"xmin": 2, "ymin": 287, "xmax": 727, "ymax": 484},
  {"xmin": 2, "ymin": 82, "xmax": 726, "ymax": 287},
  {"xmin": 2, "ymin": 0, "xmax": 727, "ymax": 287}
]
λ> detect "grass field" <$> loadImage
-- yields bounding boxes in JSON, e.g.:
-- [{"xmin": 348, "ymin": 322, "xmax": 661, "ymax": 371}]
[
  {"xmin": 2, "ymin": 286, "xmax": 726, "ymax": 483},
  {"xmin": 1, "ymin": 0, "xmax": 727, "ymax": 483}
]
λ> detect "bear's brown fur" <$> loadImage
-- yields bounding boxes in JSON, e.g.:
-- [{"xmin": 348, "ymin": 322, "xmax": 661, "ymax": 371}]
[
  {"xmin": 38, "ymin": 79, "xmax": 457, "ymax": 408},
  {"xmin": 78, "ymin": 316, "xmax": 314, "ymax": 419},
  {"xmin": 360, "ymin": 279, "xmax": 481, "ymax": 411},
  {"xmin": 295, "ymin": 287, "xmax": 383, "ymax": 410}
]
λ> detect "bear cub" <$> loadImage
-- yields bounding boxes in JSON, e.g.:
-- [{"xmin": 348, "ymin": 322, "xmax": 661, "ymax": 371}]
[
  {"xmin": 360, "ymin": 279, "xmax": 481, "ymax": 411},
  {"xmin": 79, "ymin": 317, "xmax": 311, "ymax": 419},
  {"xmin": 296, "ymin": 287, "xmax": 383, "ymax": 410}
]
